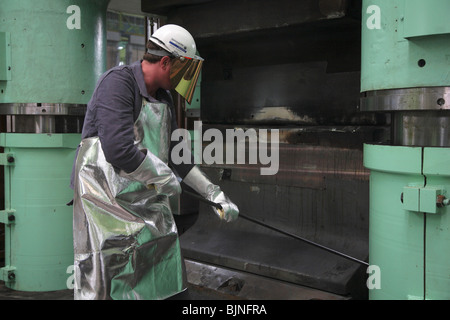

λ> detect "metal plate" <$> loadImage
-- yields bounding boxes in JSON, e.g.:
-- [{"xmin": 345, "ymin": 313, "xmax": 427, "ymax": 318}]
[
  {"xmin": 185, "ymin": 259, "xmax": 349, "ymax": 300},
  {"xmin": 360, "ymin": 87, "xmax": 450, "ymax": 112},
  {"xmin": 0, "ymin": 103, "xmax": 86, "ymax": 115}
]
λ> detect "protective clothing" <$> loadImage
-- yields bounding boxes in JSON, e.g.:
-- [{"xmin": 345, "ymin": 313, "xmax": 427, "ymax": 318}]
[
  {"xmin": 73, "ymin": 99, "xmax": 185, "ymax": 300},
  {"xmin": 183, "ymin": 166, "xmax": 239, "ymax": 222},
  {"xmin": 148, "ymin": 24, "xmax": 203, "ymax": 104}
]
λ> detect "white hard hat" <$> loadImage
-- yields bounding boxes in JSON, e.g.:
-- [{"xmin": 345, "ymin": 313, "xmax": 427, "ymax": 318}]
[
  {"xmin": 148, "ymin": 24, "xmax": 203, "ymax": 104},
  {"xmin": 149, "ymin": 24, "xmax": 201, "ymax": 60}
]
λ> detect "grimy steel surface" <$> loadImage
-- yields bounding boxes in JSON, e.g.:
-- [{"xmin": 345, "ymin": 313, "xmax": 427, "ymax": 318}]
[{"xmin": 180, "ymin": 134, "xmax": 372, "ymax": 298}]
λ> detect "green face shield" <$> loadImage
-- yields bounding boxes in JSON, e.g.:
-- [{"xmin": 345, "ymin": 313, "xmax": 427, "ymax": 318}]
[{"xmin": 169, "ymin": 55, "xmax": 204, "ymax": 104}]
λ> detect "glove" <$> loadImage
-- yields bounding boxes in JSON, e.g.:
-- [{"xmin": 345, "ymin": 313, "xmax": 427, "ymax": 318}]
[
  {"xmin": 183, "ymin": 166, "xmax": 239, "ymax": 222},
  {"xmin": 120, "ymin": 149, "xmax": 181, "ymax": 197}
]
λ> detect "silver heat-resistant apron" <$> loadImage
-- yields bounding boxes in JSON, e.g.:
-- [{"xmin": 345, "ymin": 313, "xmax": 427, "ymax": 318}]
[{"xmin": 73, "ymin": 99, "xmax": 185, "ymax": 300}]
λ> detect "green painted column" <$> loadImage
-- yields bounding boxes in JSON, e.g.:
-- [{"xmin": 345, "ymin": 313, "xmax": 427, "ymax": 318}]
[
  {"xmin": 0, "ymin": 0, "xmax": 110, "ymax": 291},
  {"xmin": 364, "ymin": 145, "xmax": 425, "ymax": 299},
  {"xmin": 364, "ymin": 144, "xmax": 450, "ymax": 300},
  {"xmin": 362, "ymin": 0, "xmax": 450, "ymax": 300},
  {"xmin": 1, "ymin": 134, "xmax": 80, "ymax": 291}
]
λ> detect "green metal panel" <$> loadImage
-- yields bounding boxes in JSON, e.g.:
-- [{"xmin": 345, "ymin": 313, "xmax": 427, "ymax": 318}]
[
  {"xmin": 0, "ymin": 32, "xmax": 11, "ymax": 81},
  {"xmin": 423, "ymin": 148, "xmax": 450, "ymax": 176},
  {"xmin": 361, "ymin": 0, "xmax": 450, "ymax": 92},
  {"xmin": 364, "ymin": 144, "xmax": 425, "ymax": 299},
  {"xmin": 0, "ymin": 133, "xmax": 80, "ymax": 291},
  {"xmin": 423, "ymin": 148, "xmax": 450, "ymax": 299},
  {"xmin": 0, "ymin": 133, "xmax": 80, "ymax": 149},
  {"xmin": 402, "ymin": 186, "xmax": 420, "ymax": 212},
  {"xmin": 363, "ymin": 144, "xmax": 422, "ymax": 174},
  {"xmin": 0, "ymin": 0, "xmax": 110, "ymax": 104},
  {"xmin": 365, "ymin": 144, "xmax": 450, "ymax": 299},
  {"xmin": 404, "ymin": 0, "xmax": 450, "ymax": 38}
]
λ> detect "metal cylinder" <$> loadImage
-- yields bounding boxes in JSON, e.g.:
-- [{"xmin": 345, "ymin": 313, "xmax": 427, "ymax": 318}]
[
  {"xmin": 392, "ymin": 111, "xmax": 450, "ymax": 147},
  {"xmin": 0, "ymin": 103, "xmax": 86, "ymax": 133}
]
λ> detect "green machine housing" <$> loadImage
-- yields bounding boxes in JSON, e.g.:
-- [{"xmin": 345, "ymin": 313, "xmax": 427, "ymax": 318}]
[
  {"xmin": 0, "ymin": 0, "xmax": 109, "ymax": 291},
  {"xmin": 361, "ymin": 0, "xmax": 450, "ymax": 299}
]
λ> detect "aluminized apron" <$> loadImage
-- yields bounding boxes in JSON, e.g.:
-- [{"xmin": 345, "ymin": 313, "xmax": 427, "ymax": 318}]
[{"xmin": 72, "ymin": 99, "xmax": 185, "ymax": 300}]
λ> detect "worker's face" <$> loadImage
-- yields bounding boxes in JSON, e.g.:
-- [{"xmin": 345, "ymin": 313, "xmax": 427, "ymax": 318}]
[
  {"xmin": 158, "ymin": 55, "xmax": 203, "ymax": 103},
  {"xmin": 160, "ymin": 56, "xmax": 173, "ymax": 90}
]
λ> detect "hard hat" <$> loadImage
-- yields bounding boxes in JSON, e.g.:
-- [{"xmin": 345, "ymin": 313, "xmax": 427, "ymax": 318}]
[{"xmin": 148, "ymin": 24, "xmax": 203, "ymax": 104}]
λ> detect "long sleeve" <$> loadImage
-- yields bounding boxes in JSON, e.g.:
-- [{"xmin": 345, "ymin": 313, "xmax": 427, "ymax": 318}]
[{"xmin": 87, "ymin": 70, "xmax": 145, "ymax": 173}]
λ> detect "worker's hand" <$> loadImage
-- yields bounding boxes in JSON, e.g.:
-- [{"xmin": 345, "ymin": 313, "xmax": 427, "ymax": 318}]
[
  {"xmin": 182, "ymin": 166, "xmax": 239, "ymax": 223},
  {"xmin": 121, "ymin": 148, "xmax": 181, "ymax": 197},
  {"xmin": 151, "ymin": 172, "xmax": 181, "ymax": 196},
  {"xmin": 209, "ymin": 189, "xmax": 239, "ymax": 222}
]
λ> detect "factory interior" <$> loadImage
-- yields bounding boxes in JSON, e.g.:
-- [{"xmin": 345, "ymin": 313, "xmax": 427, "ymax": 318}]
[{"xmin": 0, "ymin": 0, "xmax": 449, "ymax": 302}]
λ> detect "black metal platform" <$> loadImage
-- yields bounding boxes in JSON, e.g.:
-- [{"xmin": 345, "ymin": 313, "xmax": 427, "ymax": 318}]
[{"xmin": 180, "ymin": 203, "xmax": 368, "ymax": 299}]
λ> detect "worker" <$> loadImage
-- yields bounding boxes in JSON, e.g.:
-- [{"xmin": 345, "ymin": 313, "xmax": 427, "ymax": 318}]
[{"xmin": 71, "ymin": 24, "xmax": 239, "ymax": 300}]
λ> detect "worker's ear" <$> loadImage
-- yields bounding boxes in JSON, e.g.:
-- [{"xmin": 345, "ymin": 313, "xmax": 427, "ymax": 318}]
[{"xmin": 161, "ymin": 56, "xmax": 171, "ymax": 70}]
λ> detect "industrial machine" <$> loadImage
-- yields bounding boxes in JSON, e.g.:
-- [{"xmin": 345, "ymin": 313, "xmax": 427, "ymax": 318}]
[
  {"xmin": 0, "ymin": 0, "xmax": 448, "ymax": 300},
  {"xmin": 0, "ymin": 0, "xmax": 110, "ymax": 291}
]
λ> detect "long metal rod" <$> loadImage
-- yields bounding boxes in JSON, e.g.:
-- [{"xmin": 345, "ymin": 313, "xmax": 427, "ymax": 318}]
[{"xmin": 182, "ymin": 189, "xmax": 369, "ymax": 267}]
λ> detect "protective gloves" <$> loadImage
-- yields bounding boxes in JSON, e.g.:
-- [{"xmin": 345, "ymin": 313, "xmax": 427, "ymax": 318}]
[
  {"xmin": 120, "ymin": 149, "xmax": 181, "ymax": 196},
  {"xmin": 182, "ymin": 166, "xmax": 239, "ymax": 222}
]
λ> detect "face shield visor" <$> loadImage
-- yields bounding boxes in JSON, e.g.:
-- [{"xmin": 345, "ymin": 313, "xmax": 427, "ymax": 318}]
[{"xmin": 169, "ymin": 55, "xmax": 204, "ymax": 104}]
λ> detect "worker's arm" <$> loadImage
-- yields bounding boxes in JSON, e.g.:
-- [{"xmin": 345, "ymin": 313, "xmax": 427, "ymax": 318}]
[
  {"xmin": 182, "ymin": 166, "xmax": 239, "ymax": 222},
  {"xmin": 93, "ymin": 69, "xmax": 145, "ymax": 173}
]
